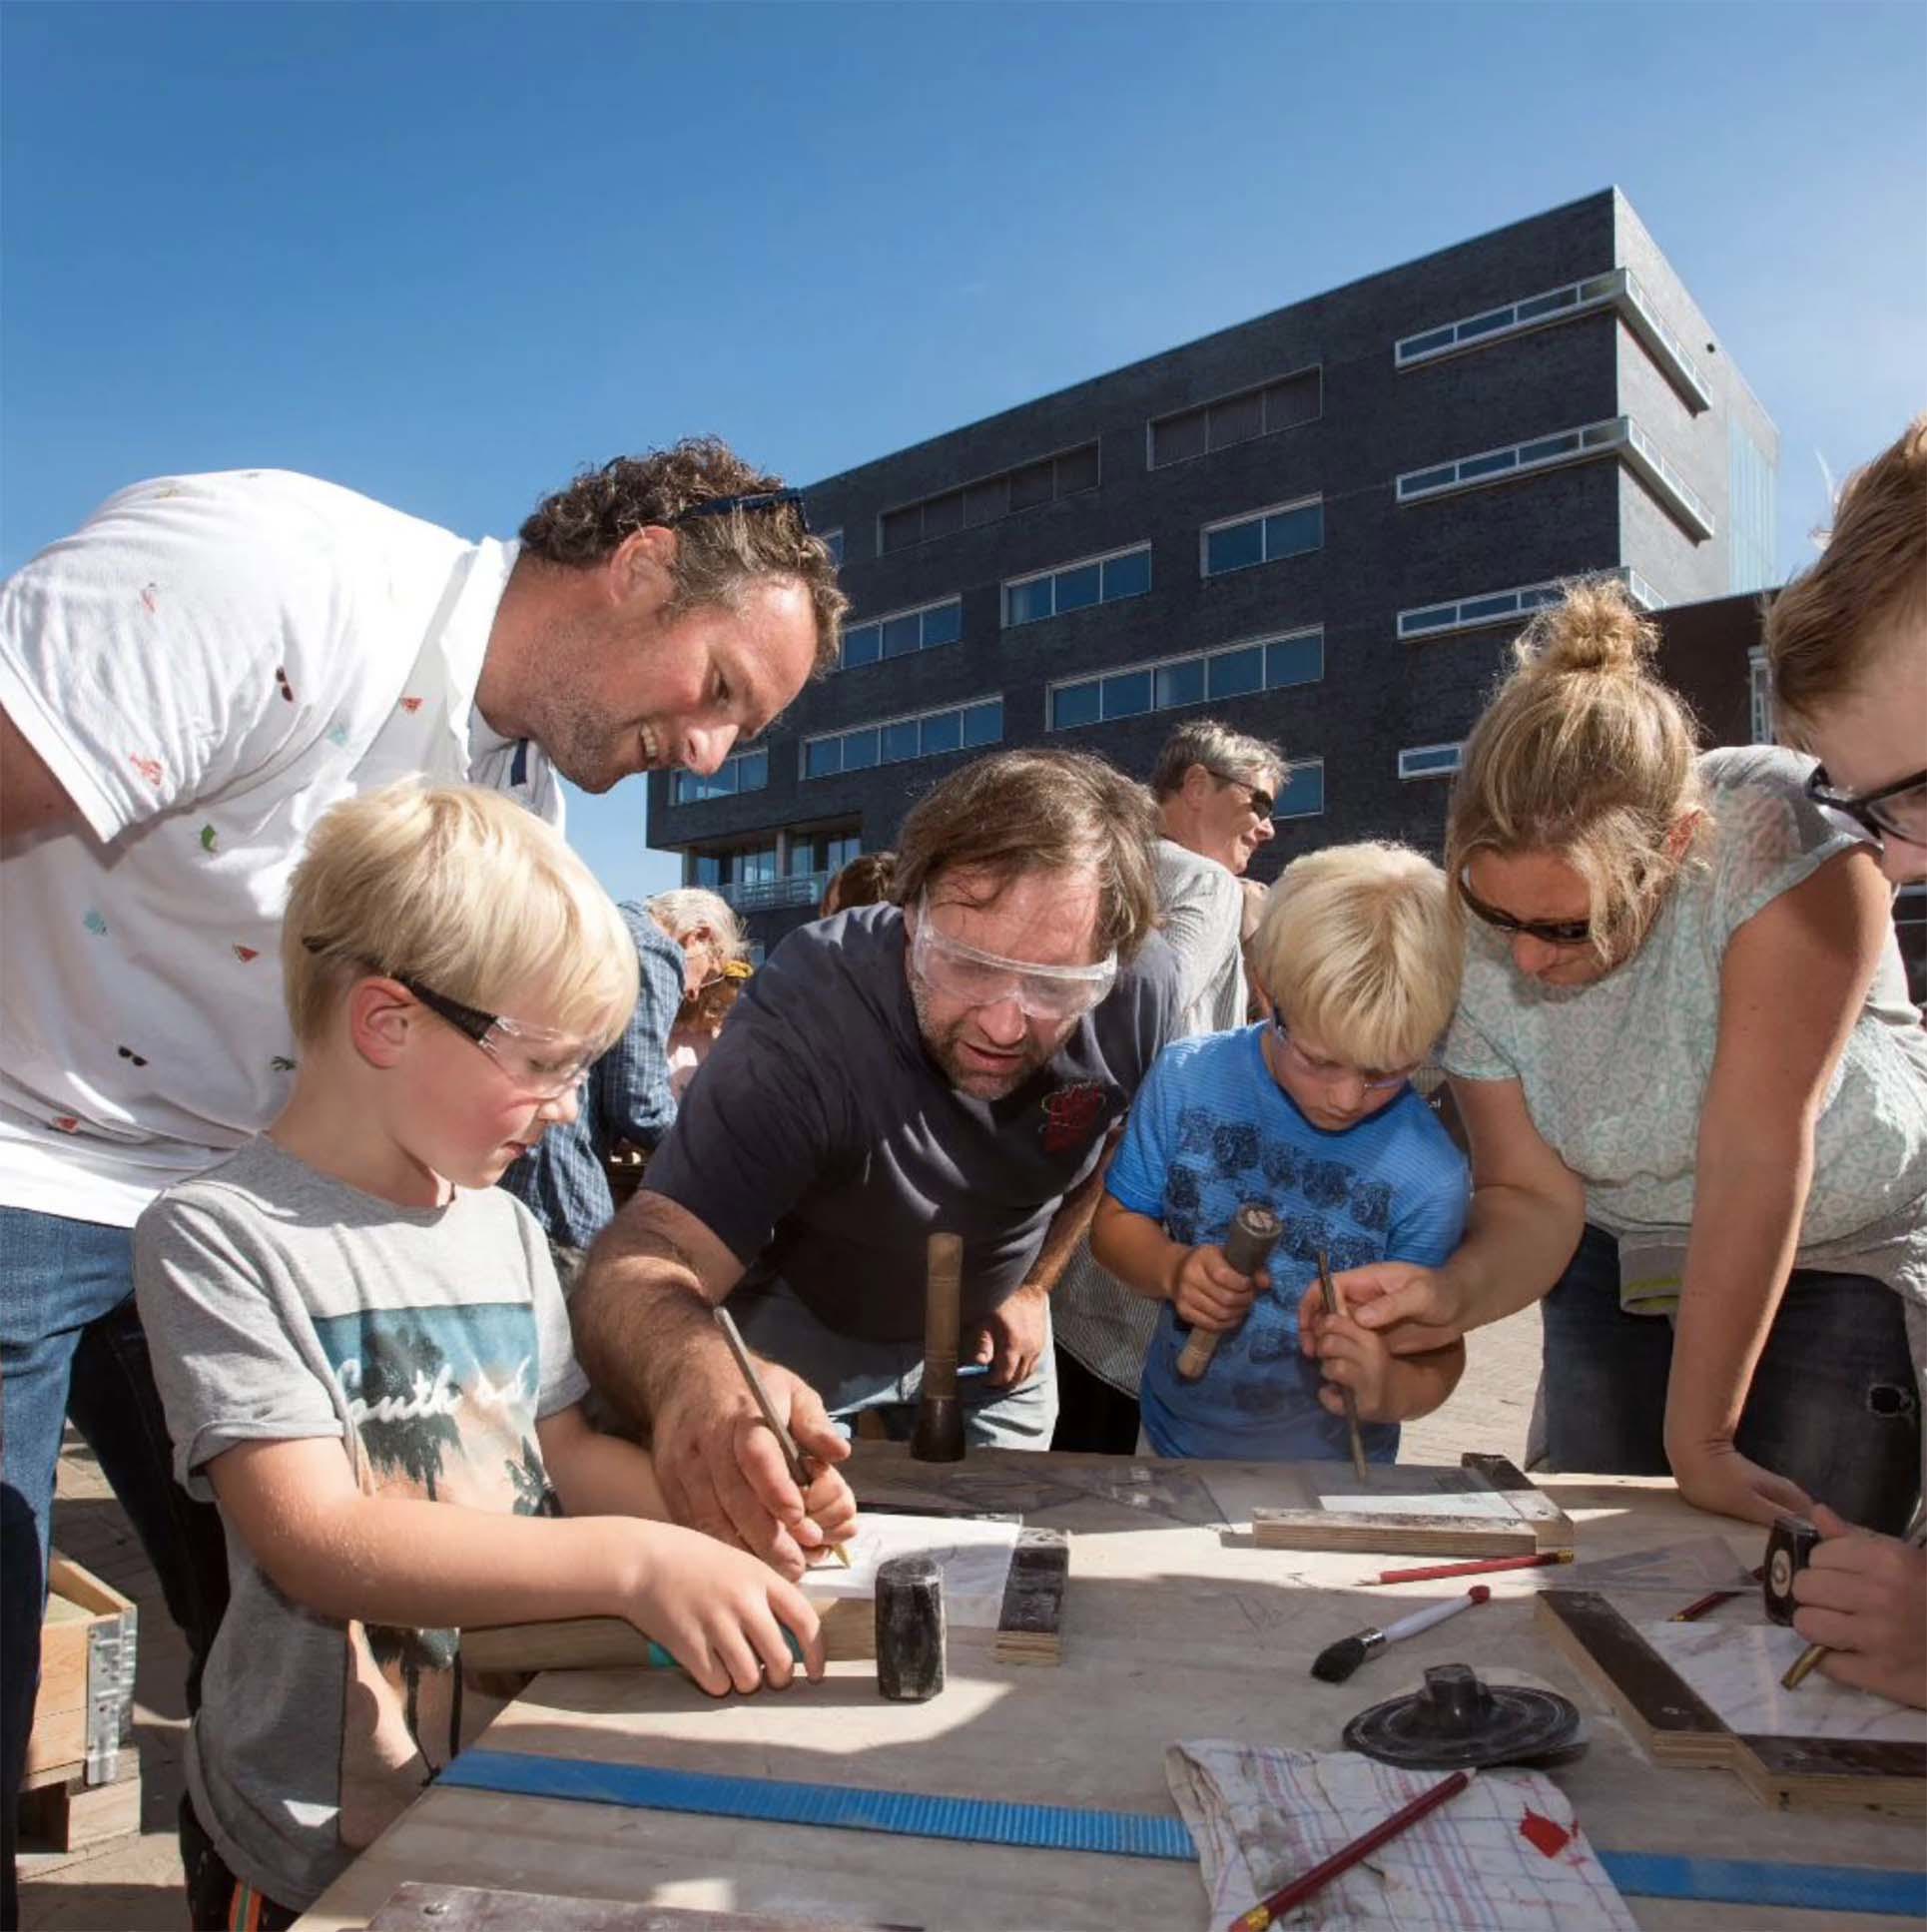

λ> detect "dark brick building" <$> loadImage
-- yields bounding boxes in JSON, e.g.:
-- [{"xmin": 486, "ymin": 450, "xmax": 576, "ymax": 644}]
[{"xmin": 649, "ymin": 187, "xmax": 1783, "ymax": 956}]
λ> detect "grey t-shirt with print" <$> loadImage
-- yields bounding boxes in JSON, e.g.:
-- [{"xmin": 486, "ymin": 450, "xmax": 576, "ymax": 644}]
[{"xmin": 134, "ymin": 1135, "xmax": 588, "ymax": 1911}]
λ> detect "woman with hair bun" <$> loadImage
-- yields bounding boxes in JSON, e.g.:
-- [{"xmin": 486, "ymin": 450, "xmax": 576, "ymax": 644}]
[{"xmin": 1319, "ymin": 577, "xmax": 1927, "ymax": 1537}]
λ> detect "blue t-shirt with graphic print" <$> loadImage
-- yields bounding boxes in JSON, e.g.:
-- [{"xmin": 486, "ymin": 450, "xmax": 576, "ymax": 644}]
[{"xmin": 1110, "ymin": 1024, "xmax": 1469, "ymax": 1463}]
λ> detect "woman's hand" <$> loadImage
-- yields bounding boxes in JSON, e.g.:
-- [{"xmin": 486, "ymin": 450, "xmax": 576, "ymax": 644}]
[
  {"xmin": 1298, "ymin": 1262, "xmax": 1467, "ymax": 1358},
  {"xmin": 1666, "ymin": 1433, "xmax": 1814, "ymax": 1528}
]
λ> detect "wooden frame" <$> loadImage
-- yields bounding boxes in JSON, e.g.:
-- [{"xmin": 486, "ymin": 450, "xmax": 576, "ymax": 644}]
[
  {"xmin": 1538, "ymin": 1589, "xmax": 1926, "ymax": 1814},
  {"xmin": 1250, "ymin": 1451, "xmax": 1574, "ymax": 1556}
]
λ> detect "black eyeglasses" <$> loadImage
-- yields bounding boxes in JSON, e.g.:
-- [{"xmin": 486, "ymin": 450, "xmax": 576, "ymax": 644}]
[
  {"xmin": 1804, "ymin": 764, "xmax": 1927, "ymax": 850},
  {"xmin": 1204, "ymin": 768, "xmax": 1275, "ymax": 820},
  {"xmin": 668, "ymin": 488, "xmax": 810, "ymax": 533},
  {"xmin": 1458, "ymin": 876, "xmax": 1593, "ymax": 949}
]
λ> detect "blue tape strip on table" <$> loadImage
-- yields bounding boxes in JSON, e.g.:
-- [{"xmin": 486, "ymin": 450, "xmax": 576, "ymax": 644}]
[{"xmin": 439, "ymin": 1748, "xmax": 1925, "ymax": 1917}]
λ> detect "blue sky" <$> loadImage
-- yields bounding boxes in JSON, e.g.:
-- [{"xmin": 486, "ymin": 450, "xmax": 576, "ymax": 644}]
[{"xmin": 5, "ymin": 1, "xmax": 1923, "ymax": 903}]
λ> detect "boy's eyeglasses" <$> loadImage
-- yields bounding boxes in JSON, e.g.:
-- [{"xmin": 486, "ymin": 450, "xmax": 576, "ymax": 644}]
[
  {"xmin": 1204, "ymin": 768, "xmax": 1275, "ymax": 821},
  {"xmin": 1458, "ymin": 875, "xmax": 1593, "ymax": 949},
  {"xmin": 668, "ymin": 488, "xmax": 810, "ymax": 532},
  {"xmin": 302, "ymin": 939, "xmax": 597, "ymax": 1098},
  {"xmin": 908, "ymin": 896, "xmax": 1117, "ymax": 1021},
  {"xmin": 1804, "ymin": 763, "xmax": 1927, "ymax": 849},
  {"xmin": 1272, "ymin": 1021, "xmax": 1421, "ymax": 1092}
]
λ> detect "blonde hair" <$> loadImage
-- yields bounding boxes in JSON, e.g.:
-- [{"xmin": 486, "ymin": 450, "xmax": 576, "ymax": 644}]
[
  {"xmin": 1447, "ymin": 578, "xmax": 1704, "ymax": 966},
  {"xmin": 282, "ymin": 782, "xmax": 638, "ymax": 1046},
  {"xmin": 1766, "ymin": 413, "xmax": 1927, "ymax": 742},
  {"xmin": 1250, "ymin": 843, "xmax": 1463, "ymax": 1071}
]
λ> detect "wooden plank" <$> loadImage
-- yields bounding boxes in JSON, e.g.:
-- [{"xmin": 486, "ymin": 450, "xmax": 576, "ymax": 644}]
[
  {"xmin": 366, "ymin": 1881, "xmax": 913, "ymax": 1932},
  {"xmin": 1251, "ymin": 1454, "xmax": 1573, "ymax": 1557},
  {"xmin": 1460, "ymin": 1451, "xmax": 1576, "ymax": 1550},
  {"xmin": 15, "ymin": 1749, "xmax": 142, "ymax": 1854}
]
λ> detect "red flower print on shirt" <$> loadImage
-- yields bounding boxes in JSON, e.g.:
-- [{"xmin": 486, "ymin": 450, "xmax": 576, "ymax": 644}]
[
  {"xmin": 129, "ymin": 755, "xmax": 163, "ymax": 788},
  {"xmin": 233, "ymin": 945, "xmax": 261, "ymax": 963},
  {"xmin": 276, "ymin": 666, "xmax": 295, "ymax": 703},
  {"xmin": 399, "ymin": 696, "xmax": 424, "ymax": 714},
  {"xmin": 1039, "ymin": 1080, "xmax": 1108, "ymax": 1155},
  {"xmin": 139, "ymin": 585, "xmax": 158, "ymax": 614},
  {"xmin": 52, "ymin": 1116, "xmax": 79, "ymax": 1134}
]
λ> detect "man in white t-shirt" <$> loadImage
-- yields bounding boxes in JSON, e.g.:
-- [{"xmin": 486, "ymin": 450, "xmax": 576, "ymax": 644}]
[
  {"xmin": 1051, "ymin": 718, "xmax": 1285, "ymax": 1453},
  {"xmin": 0, "ymin": 440, "xmax": 846, "ymax": 1916}
]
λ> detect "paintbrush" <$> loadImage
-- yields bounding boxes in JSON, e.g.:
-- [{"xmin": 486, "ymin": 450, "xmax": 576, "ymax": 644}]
[
  {"xmin": 1310, "ymin": 1586, "xmax": 1491, "ymax": 1684},
  {"xmin": 1316, "ymin": 1246, "xmax": 1370, "ymax": 1482},
  {"xmin": 1783, "ymin": 1520, "xmax": 1927, "ymax": 1690},
  {"xmin": 713, "ymin": 1305, "xmax": 851, "ymax": 1568},
  {"xmin": 1228, "ymin": 1770, "xmax": 1473, "ymax": 1930}
]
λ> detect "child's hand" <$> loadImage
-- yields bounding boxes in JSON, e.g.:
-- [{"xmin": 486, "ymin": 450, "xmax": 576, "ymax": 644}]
[
  {"xmin": 1314, "ymin": 1314, "xmax": 1396, "ymax": 1421},
  {"xmin": 1170, "ymin": 1244, "xmax": 1267, "ymax": 1332},
  {"xmin": 801, "ymin": 1461, "xmax": 860, "ymax": 1552},
  {"xmin": 624, "ymin": 1521, "xmax": 825, "ymax": 1696}
]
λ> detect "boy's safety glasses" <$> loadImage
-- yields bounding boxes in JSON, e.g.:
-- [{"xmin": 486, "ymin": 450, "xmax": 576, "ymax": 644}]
[
  {"xmin": 1272, "ymin": 1022, "xmax": 1422, "ymax": 1093},
  {"xmin": 908, "ymin": 897, "xmax": 1117, "ymax": 1021},
  {"xmin": 1805, "ymin": 764, "xmax": 1927, "ymax": 849},
  {"xmin": 303, "ymin": 939, "xmax": 599, "ymax": 1098}
]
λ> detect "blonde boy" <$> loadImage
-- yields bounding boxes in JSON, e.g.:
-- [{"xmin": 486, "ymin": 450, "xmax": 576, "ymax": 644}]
[
  {"xmin": 134, "ymin": 783, "xmax": 850, "ymax": 1930},
  {"xmin": 1091, "ymin": 842, "xmax": 1469, "ymax": 1461}
]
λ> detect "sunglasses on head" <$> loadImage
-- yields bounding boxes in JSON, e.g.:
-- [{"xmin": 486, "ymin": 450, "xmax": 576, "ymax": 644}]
[
  {"xmin": 1458, "ymin": 876, "xmax": 1593, "ymax": 949},
  {"xmin": 667, "ymin": 488, "xmax": 810, "ymax": 532},
  {"xmin": 1803, "ymin": 763, "xmax": 1927, "ymax": 849}
]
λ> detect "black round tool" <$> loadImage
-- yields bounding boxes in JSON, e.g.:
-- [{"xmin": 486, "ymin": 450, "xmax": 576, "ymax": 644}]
[
  {"xmin": 1343, "ymin": 1662, "xmax": 1582, "ymax": 1770},
  {"xmin": 876, "ymin": 1554, "xmax": 946, "ymax": 1702}
]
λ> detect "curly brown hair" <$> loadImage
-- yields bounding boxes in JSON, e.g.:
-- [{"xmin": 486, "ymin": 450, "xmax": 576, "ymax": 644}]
[{"xmin": 519, "ymin": 437, "xmax": 847, "ymax": 674}]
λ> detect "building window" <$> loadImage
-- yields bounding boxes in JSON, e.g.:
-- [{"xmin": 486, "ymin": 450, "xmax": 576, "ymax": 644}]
[
  {"xmin": 821, "ymin": 528, "xmax": 845, "ymax": 568},
  {"xmin": 1396, "ymin": 416, "xmax": 1714, "ymax": 542},
  {"xmin": 1729, "ymin": 423, "xmax": 1777, "ymax": 595},
  {"xmin": 1048, "ymin": 627, "xmax": 1323, "ymax": 731},
  {"xmin": 1148, "ymin": 366, "xmax": 1321, "ymax": 468},
  {"xmin": 878, "ymin": 442, "xmax": 1100, "ymax": 555},
  {"xmin": 803, "ymin": 697, "xmax": 1002, "ymax": 780},
  {"xmin": 840, "ymin": 594, "xmax": 964, "ymax": 669},
  {"xmin": 673, "ymin": 745, "xmax": 771, "ymax": 806},
  {"xmin": 1398, "ymin": 568, "xmax": 1661, "ymax": 642},
  {"xmin": 1002, "ymin": 543, "xmax": 1151, "ymax": 629},
  {"xmin": 1399, "ymin": 742, "xmax": 1465, "ymax": 781},
  {"xmin": 1394, "ymin": 266, "xmax": 1709, "ymax": 411},
  {"xmin": 1276, "ymin": 759, "xmax": 1325, "ymax": 819},
  {"xmin": 1748, "ymin": 647, "xmax": 1775, "ymax": 746},
  {"xmin": 1200, "ymin": 498, "xmax": 1323, "ymax": 578}
]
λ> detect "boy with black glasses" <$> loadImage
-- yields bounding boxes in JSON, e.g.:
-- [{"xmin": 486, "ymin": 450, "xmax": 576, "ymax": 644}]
[
  {"xmin": 1092, "ymin": 843, "xmax": 1470, "ymax": 1463},
  {"xmin": 133, "ymin": 783, "xmax": 837, "ymax": 1930}
]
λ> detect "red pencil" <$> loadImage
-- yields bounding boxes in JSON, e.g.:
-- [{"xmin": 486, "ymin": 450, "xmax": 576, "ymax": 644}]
[
  {"xmin": 1367, "ymin": 1551, "xmax": 1573, "ymax": 1586},
  {"xmin": 1227, "ymin": 1770, "xmax": 1472, "ymax": 1930}
]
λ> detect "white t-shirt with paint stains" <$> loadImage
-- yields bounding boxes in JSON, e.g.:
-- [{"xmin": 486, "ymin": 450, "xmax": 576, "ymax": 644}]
[{"xmin": 0, "ymin": 469, "xmax": 560, "ymax": 1227}]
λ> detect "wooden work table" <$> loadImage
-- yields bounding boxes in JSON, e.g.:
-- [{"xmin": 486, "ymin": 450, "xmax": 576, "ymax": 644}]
[{"xmin": 299, "ymin": 1447, "xmax": 1925, "ymax": 1932}]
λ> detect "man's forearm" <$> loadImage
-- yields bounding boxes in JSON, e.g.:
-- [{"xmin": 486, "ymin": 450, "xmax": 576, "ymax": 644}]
[
  {"xmin": 1024, "ymin": 1132, "xmax": 1120, "ymax": 1297},
  {"xmin": 572, "ymin": 1211, "xmax": 736, "ymax": 1431}
]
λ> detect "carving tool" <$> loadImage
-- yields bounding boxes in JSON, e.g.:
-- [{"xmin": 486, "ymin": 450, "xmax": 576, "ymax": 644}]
[
  {"xmin": 1173, "ymin": 1201, "xmax": 1283, "ymax": 1382},
  {"xmin": 1367, "ymin": 1550, "xmax": 1574, "ymax": 1586},
  {"xmin": 1310, "ymin": 1585, "xmax": 1491, "ymax": 1684},
  {"xmin": 1317, "ymin": 1245, "xmax": 1370, "ymax": 1480},
  {"xmin": 1781, "ymin": 1519, "xmax": 1927, "ymax": 1690},
  {"xmin": 1228, "ymin": 1770, "xmax": 1473, "ymax": 1930},
  {"xmin": 912, "ymin": 1231, "xmax": 965, "ymax": 1463},
  {"xmin": 712, "ymin": 1304, "xmax": 851, "ymax": 1567}
]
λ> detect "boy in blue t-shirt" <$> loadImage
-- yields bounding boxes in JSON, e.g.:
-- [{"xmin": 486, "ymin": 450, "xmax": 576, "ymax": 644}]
[{"xmin": 1092, "ymin": 842, "xmax": 1470, "ymax": 1462}]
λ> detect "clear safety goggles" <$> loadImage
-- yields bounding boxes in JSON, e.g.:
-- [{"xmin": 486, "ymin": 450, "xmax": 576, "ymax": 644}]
[
  {"xmin": 1273, "ymin": 1021, "xmax": 1423, "ymax": 1093},
  {"xmin": 302, "ymin": 939, "xmax": 598, "ymax": 1099},
  {"xmin": 908, "ymin": 896, "xmax": 1117, "ymax": 1021}
]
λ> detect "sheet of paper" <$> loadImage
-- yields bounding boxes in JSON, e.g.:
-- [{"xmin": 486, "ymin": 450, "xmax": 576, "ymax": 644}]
[
  {"xmin": 1638, "ymin": 1621, "xmax": 1927, "ymax": 1743},
  {"xmin": 803, "ymin": 1513, "xmax": 1020, "ymax": 1631},
  {"xmin": 1314, "ymin": 1489, "xmax": 1522, "ymax": 1521},
  {"xmin": 1167, "ymin": 1740, "xmax": 1637, "ymax": 1931}
]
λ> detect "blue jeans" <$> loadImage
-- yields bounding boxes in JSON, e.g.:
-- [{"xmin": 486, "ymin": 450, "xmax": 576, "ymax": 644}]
[
  {"xmin": 1540, "ymin": 1223, "xmax": 1921, "ymax": 1534},
  {"xmin": 1, "ymin": 1208, "xmax": 230, "ymax": 1927},
  {"xmin": 730, "ymin": 1278, "xmax": 1058, "ymax": 1451}
]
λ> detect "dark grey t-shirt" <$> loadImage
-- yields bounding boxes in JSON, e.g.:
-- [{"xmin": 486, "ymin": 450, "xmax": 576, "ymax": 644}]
[{"xmin": 644, "ymin": 904, "xmax": 1180, "ymax": 1342}]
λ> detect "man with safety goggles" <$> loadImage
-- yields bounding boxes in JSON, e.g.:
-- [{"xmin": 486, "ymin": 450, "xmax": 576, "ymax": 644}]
[{"xmin": 572, "ymin": 749, "xmax": 1181, "ymax": 1581}]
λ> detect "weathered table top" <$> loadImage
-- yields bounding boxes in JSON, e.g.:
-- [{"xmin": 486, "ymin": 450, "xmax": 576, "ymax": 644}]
[{"xmin": 299, "ymin": 1447, "xmax": 1925, "ymax": 1932}]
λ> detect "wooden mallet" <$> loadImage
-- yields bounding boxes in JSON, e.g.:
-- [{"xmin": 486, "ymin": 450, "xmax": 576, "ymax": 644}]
[
  {"xmin": 911, "ymin": 1231, "xmax": 965, "ymax": 1463},
  {"xmin": 1174, "ymin": 1201, "xmax": 1282, "ymax": 1382}
]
